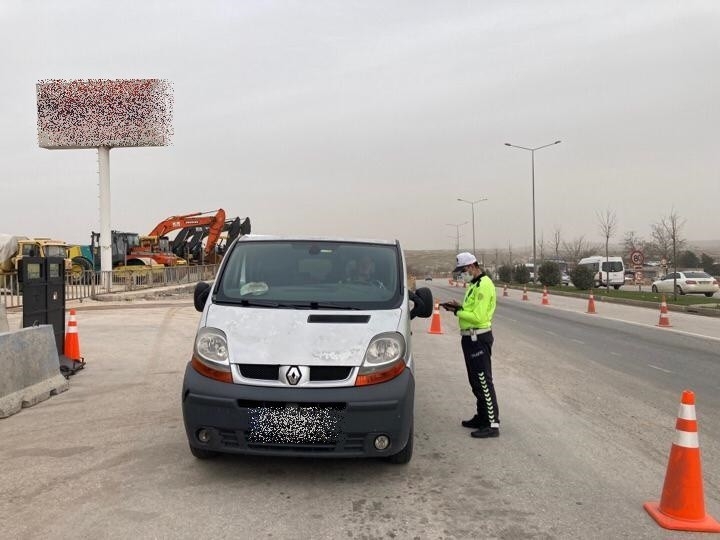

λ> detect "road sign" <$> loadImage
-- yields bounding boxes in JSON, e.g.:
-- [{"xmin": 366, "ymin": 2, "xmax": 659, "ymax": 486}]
[
  {"xmin": 630, "ymin": 250, "xmax": 644, "ymax": 266},
  {"xmin": 634, "ymin": 271, "xmax": 644, "ymax": 283},
  {"xmin": 661, "ymin": 258, "xmax": 667, "ymax": 268}
]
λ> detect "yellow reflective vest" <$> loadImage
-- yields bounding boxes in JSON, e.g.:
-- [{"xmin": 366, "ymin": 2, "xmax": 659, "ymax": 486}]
[{"xmin": 457, "ymin": 274, "xmax": 496, "ymax": 330}]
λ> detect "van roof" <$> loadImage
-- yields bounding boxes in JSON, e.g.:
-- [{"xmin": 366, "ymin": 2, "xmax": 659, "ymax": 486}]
[
  {"xmin": 237, "ymin": 234, "xmax": 398, "ymax": 246},
  {"xmin": 579, "ymin": 255, "xmax": 624, "ymax": 261}
]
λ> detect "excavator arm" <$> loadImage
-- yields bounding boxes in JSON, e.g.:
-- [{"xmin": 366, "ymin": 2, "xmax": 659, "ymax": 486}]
[{"xmin": 147, "ymin": 209, "xmax": 227, "ymax": 240}]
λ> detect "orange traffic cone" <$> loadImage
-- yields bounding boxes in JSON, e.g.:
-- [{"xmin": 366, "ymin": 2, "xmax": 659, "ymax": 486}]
[
  {"xmin": 541, "ymin": 286, "xmax": 550, "ymax": 306},
  {"xmin": 657, "ymin": 297, "xmax": 672, "ymax": 327},
  {"xmin": 503, "ymin": 284, "xmax": 509, "ymax": 297},
  {"xmin": 522, "ymin": 286, "xmax": 529, "ymax": 301},
  {"xmin": 644, "ymin": 390, "xmax": 720, "ymax": 532},
  {"xmin": 660, "ymin": 294, "xmax": 669, "ymax": 314},
  {"xmin": 587, "ymin": 292, "xmax": 597, "ymax": 314},
  {"xmin": 64, "ymin": 309, "xmax": 81, "ymax": 360},
  {"xmin": 428, "ymin": 302, "xmax": 443, "ymax": 334}
]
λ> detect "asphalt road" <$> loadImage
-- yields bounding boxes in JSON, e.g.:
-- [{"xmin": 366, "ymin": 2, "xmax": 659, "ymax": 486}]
[{"xmin": 1, "ymin": 293, "xmax": 719, "ymax": 539}]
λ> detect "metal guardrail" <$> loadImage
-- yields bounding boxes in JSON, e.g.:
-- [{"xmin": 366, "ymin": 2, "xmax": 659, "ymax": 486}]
[{"xmin": 1, "ymin": 264, "xmax": 219, "ymax": 309}]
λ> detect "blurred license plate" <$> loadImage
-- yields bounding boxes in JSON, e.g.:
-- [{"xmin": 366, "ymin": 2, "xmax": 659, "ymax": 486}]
[{"xmin": 247, "ymin": 405, "xmax": 339, "ymax": 444}]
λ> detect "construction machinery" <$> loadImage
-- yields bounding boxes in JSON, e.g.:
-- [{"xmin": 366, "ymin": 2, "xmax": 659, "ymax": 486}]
[
  {"xmin": 1, "ymin": 235, "xmax": 71, "ymax": 274},
  {"xmin": 144, "ymin": 209, "xmax": 249, "ymax": 264},
  {"xmin": 1, "ymin": 235, "xmax": 72, "ymax": 292},
  {"xmin": 68, "ymin": 230, "xmax": 181, "ymax": 283}
]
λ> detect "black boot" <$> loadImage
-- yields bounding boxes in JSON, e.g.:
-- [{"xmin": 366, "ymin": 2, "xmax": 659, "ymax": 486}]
[
  {"xmin": 461, "ymin": 416, "xmax": 484, "ymax": 429},
  {"xmin": 470, "ymin": 427, "xmax": 500, "ymax": 438}
]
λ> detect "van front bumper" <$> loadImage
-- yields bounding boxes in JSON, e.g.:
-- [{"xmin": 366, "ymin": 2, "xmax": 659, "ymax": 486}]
[{"xmin": 181, "ymin": 363, "xmax": 414, "ymax": 458}]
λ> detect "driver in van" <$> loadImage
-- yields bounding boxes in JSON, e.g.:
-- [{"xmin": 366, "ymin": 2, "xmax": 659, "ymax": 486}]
[{"xmin": 347, "ymin": 255, "xmax": 377, "ymax": 283}]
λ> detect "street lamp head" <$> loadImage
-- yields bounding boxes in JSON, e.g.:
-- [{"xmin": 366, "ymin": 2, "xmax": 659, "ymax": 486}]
[
  {"xmin": 504, "ymin": 143, "xmax": 512, "ymax": 146},
  {"xmin": 554, "ymin": 140, "xmax": 562, "ymax": 144}
]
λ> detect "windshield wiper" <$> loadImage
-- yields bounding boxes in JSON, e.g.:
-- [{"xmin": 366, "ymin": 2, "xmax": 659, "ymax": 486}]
[
  {"xmin": 308, "ymin": 302, "xmax": 361, "ymax": 310},
  {"xmin": 233, "ymin": 299, "xmax": 303, "ymax": 309}
]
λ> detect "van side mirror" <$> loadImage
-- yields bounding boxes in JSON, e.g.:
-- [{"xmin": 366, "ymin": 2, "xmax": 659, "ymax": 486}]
[
  {"xmin": 409, "ymin": 287, "xmax": 433, "ymax": 319},
  {"xmin": 194, "ymin": 281, "xmax": 211, "ymax": 312}
]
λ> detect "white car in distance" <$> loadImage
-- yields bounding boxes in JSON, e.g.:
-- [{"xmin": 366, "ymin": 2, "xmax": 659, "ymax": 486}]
[{"xmin": 651, "ymin": 271, "xmax": 719, "ymax": 297}]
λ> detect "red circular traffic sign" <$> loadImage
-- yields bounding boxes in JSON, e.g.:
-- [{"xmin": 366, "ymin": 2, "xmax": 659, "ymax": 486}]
[{"xmin": 630, "ymin": 250, "xmax": 644, "ymax": 266}]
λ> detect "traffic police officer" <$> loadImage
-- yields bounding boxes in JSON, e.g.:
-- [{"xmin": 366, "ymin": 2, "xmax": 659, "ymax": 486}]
[{"xmin": 442, "ymin": 252, "xmax": 499, "ymax": 438}]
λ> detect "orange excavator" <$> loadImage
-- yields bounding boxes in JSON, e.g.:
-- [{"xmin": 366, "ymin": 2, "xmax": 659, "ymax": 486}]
[{"xmin": 139, "ymin": 209, "xmax": 229, "ymax": 264}]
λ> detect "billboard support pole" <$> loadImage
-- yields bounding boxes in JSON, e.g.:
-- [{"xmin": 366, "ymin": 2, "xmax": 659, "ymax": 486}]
[{"xmin": 98, "ymin": 145, "xmax": 112, "ymax": 276}]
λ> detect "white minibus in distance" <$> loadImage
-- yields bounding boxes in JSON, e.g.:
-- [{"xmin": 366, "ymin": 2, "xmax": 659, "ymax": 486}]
[{"xmin": 577, "ymin": 256, "xmax": 625, "ymax": 289}]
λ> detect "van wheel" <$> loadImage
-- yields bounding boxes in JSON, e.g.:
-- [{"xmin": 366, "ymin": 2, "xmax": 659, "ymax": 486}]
[
  {"xmin": 613, "ymin": 285, "xmax": 620, "ymax": 290},
  {"xmin": 705, "ymin": 293, "xmax": 715, "ymax": 298},
  {"xmin": 189, "ymin": 444, "xmax": 219, "ymax": 459},
  {"xmin": 386, "ymin": 425, "xmax": 413, "ymax": 465}
]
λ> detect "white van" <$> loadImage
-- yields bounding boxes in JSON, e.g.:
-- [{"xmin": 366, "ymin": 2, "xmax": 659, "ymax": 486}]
[
  {"xmin": 182, "ymin": 235, "xmax": 433, "ymax": 464},
  {"xmin": 577, "ymin": 255, "xmax": 625, "ymax": 289}
]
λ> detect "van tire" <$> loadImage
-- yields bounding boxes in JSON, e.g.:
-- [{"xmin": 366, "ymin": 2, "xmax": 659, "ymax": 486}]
[
  {"xmin": 613, "ymin": 285, "xmax": 620, "ymax": 290},
  {"xmin": 387, "ymin": 424, "xmax": 413, "ymax": 465},
  {"xmin": 189, "ymin": 444, "xmax": 219, "ymax": 460}
]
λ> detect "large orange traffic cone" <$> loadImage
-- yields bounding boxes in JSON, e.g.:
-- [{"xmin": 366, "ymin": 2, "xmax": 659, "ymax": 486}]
[
  {"xmin": 60, "ymin": 309, "xmax": 85, "ymax": 376},
  {"xmin": 428, "ymin": 302, "xmax": 443, "ymax": 334},
  {"xmin": 587, "ymin": 292, "xmax": 597, "ymax": 314},
  {"xmin": 660, "ymin": 294, "xmax": 669, "ymax": 314},
  {"xmin": 503, "ymin": 284, "xmax": 509, "ymax": 297},
  {"xmin": 644, "ymin": 390, "xmax": 720, "ymax": 532},
  {"xmin": 657, "ymin": 297, "xmax": 672, "ymax": 327},
  {"xmin": 64, "ymin": 309, "xmax": 81, "ymax": 360},
  {"xmin": 522, "ymin": 286, "xmax": 529, "ymax": 301},
  {"xmin": 541, "ymin": 286, "xmax": 550, "ymax": 306}
]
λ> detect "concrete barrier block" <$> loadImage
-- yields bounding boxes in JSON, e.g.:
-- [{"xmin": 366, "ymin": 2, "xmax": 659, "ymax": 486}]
[
  {"xmin": 0, "ymin": 304, "xmax": 8, "ymax": 333},
  {"xmin": 0, "ymin": 325, "xmax": 69, "ymax": 418}
]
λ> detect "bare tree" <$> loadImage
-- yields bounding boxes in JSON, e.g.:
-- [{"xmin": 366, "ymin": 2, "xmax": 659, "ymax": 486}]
[
  {"xmin": 597, "ymin": 209, "xmax": 618, "ymax": 291},
  {"xmin": 553, "ymin": 228, "xmax": 562, "ymax": 260},
  {"xmin": 656, "ymin": 209, "xmax": 686, "ymax": 299},
  {"xmin": 623, "ymin": 230, "xmax": 643, "ymax": 254},
  {"xmin": 562, "ymin": 236, "xmax": 597, "ymax": 263},
  {"xmin": 650, "ymin": 222, "xmax": 673, "ymax": 262}
]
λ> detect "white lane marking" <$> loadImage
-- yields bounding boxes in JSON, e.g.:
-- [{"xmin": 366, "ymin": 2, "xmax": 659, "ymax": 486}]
[
  {"xmin": 539, "ymin": 305, "xmax": 720, "ymax": 344},
  {"xmin": 545, "ymin": 330, "xmax": 558, "ymax": 336},
  {"xmin": 610, "ymin": 352, "xmax": 621, "ymax": 356},
  {"xmin": 648, "ymin": 364, "xmax": 674, "ymax": 374},
  {"xmin": 570, "ymin": 338, "xmax": 585, "ymax": 344}
]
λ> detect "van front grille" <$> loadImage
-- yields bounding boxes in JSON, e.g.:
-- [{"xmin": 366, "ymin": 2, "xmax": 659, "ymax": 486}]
[
  {"xmin": 238, "ymin": 364, "xmax": 279, "ymax": 380},
  {"xmin": 236, "ymin": 365, "xmax": 353, "ymax": 383}
]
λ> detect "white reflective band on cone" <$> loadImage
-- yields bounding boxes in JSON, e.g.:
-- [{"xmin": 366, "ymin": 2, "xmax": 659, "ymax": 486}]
[
  {"xmin": 674, "ymin": 430, "xmax": 699, "ymax": 448},
  {"xmin": 67, "ymin": 327, "xmax": 78, "ymax": 334},
  {"xmin": 677, "ymin": 404, "xmax": 697, "ymax": 420}
]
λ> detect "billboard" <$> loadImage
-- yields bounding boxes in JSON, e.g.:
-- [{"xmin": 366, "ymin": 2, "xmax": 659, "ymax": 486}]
[{"xmin": 36, "ymin": 79, "xmax": 173, "ymax": 149}]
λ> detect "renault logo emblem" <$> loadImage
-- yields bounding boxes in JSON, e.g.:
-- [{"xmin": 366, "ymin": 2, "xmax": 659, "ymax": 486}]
[{"xmin": 286, "ymin": 366, "xmax": 302, "ymax": 386}]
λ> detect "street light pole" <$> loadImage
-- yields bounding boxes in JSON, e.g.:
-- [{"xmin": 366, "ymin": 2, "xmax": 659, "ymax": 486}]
[
  {"xmin": 446, "ymin": 222, "xmax": 468, "ymax": 253},
  {"xmin": 504, "ymin": 140, "xmax": 561, "ymax": 283},
  {"xmin": 457, "ymin": 197, "xmax": 488, "ymax": 261}
]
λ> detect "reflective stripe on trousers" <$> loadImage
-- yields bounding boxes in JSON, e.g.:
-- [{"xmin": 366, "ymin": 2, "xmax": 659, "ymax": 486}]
[{"xmin": 461, "ymin": 332, "xmax": 499, "ymax": 428}]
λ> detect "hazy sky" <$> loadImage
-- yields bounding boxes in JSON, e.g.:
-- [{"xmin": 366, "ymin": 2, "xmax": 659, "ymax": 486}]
[{"xmin": 1, "ymin": 1, "xmax": 718, "ymax": 252}]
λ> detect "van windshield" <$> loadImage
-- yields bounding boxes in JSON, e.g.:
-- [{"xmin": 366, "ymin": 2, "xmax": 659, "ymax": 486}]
[
  {"xmin": 214, "ymin": 240, "xmax": 403, "ymax": 310},
  {"xmin": 601, "ymin": 261, "xmax": 623, "ymax": 272}
]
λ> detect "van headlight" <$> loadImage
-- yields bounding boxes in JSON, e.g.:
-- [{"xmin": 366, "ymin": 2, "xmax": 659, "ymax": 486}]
[
  {"xmin": 356, "ymin": 333, "xmax": 406, "ymax": 386},
  {"xmin": 194, "ymin": 327, "xmax": 230, "ymax": 368}
]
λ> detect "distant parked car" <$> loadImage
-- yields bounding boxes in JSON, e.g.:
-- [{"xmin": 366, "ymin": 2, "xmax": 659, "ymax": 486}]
[
  {"xmin": 651, "ymin": 271, "xmax": 719, "ymax": 297},
  {"xmin": 561, "ymin": 272, "xmax": 571, "ymax": 286}
]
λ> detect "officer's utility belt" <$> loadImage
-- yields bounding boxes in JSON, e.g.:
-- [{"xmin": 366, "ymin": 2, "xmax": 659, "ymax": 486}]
[{"xmin": 460, "ymin": 328, "xmax": 491, "ymax": 337}]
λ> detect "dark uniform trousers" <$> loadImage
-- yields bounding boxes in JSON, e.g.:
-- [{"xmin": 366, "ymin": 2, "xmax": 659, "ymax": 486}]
[{"xmin": 460, "ymin": 331, "xmax": 499, "ymax": 428}]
